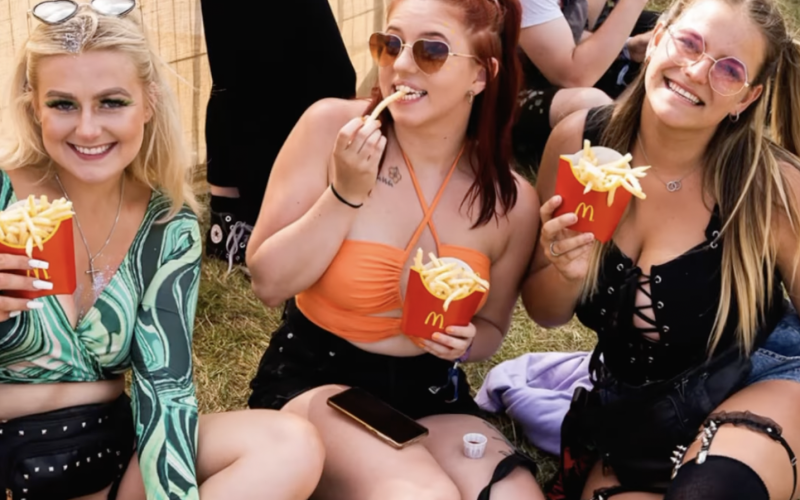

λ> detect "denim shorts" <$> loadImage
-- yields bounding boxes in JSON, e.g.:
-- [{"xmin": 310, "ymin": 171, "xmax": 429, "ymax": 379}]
[{"xmin": 746, "ymin": 303, "xmax": 800, "ymax": 385}]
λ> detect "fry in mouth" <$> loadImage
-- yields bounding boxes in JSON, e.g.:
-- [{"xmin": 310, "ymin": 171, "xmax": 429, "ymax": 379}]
[{"xmin": 367, "ymin": 88, "xmax": 409, "ymax": 122}]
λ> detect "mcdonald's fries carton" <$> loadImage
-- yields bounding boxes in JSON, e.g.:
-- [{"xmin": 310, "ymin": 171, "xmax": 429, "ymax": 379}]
[
  {"xmin": 401, "ymin": 251, "xmax": 489, "ymax": 340},
  {"xmin": 0, "ymin": 196, "xmax": 76, "ymax": 299},
  {"xmin": 554, "ymin": 141, "xmax": 649, "ymax": 242}
]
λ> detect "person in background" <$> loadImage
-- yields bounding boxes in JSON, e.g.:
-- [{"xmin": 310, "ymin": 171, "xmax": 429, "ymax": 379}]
[
  {"xmin": 201, "ymin": 0, "xmax": 357, "ymax": 275},
  {"xmin": 0, "ymin": 5, "xmax": 324, "ymax": 499},
  {"xmin": 512, "ymin": 0, "xmax": 658, "ymax": 174}
]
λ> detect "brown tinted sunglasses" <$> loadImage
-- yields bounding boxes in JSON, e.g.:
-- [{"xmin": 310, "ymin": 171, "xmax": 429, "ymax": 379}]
[{"xmin": 369, "ymin": 32, "xmax": 481, "ymax": 75}]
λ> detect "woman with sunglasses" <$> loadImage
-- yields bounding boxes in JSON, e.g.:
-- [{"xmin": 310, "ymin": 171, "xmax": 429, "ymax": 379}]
[
  {"xmin": 245, "ymin": 0, "xmax": 545, "ymax": 498},
  {"xmin": 0, "ymin": 3, "xmax": 324, "ymax": 500},
  {"xmin": 523, "ymin": 0, "xmax": 800, "ymax": 498}
]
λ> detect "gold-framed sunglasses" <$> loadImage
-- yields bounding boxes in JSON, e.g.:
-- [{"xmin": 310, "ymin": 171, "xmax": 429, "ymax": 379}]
[
  {"xmin": 665, "ymin": 25, "xmax": 751, "ymax": 96},
  {"xmin": 369, "ymin": 32, "xmax": 481, "ymax": 75}
]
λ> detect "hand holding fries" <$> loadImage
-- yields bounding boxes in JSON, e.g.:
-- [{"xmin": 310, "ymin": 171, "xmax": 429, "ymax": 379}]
[
  {"xmin": 0, "ymin": 253, "xmax": 51, "ymax": 322},
  {"xmin": 539, "ymin": 194, "xmax": 595, "ymax": 283},
  {"xmin": 0, "ymin": 195, "xmax": 76, "ymax": 303},
  {"xmin": 408, "ymin": 249, "xmax": 487, "ymax": 360},
  {"xmin": 401, "ymin": 249, "xmax": 489, "ymax": 344},
  {"xmin": 553, "ymin": 140, "xmax": 650, "ymax": 243},
  {"xmin": 331, "ymin": 91, "xmax": 408, "ymax": 206}
]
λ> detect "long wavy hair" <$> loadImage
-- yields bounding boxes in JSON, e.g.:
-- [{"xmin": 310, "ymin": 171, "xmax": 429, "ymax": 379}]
[
  {"xmin": 365, "ymin": 0, "xmax": 524, "ymax": 227},
  {"xmin": 0, "ymin": 10, "xmax": 198, "ymax": 219},
  {"xmin": 583, "ymin": 0, "xmax": 800, "ymax": 355}
]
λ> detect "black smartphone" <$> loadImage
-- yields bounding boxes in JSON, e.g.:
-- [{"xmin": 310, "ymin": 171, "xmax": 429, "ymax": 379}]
[{"xmin": 327, "ymin": 387, "xmax": 429, "ymax": 449}]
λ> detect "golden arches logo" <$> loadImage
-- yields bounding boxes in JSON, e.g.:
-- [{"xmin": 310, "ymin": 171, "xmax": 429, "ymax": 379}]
[
  {"xmin": 575, "ymin": 203, "xmax": 595, "ymax": 221},
  {"xmin": 424, "ymin": 312, "xmax": 445, "ymax": 329}
]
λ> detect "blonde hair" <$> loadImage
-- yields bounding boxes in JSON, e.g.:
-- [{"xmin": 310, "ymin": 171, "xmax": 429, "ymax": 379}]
[
  {"xmin": 583, "ymin": 0, "xmax": 800, "ymax": 355},
  {"xmin": 0, "ymin": 10, "xmax": 198, "ymax": 219}
]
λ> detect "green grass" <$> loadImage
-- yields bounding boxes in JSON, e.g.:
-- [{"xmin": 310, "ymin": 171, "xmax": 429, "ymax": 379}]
[{"xmin": 190, "ymin": 0, "xmax": 800, "ymax": 485}]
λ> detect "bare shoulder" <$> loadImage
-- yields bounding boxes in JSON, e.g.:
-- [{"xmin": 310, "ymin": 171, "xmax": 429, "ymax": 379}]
[{"xmin": 300, "ymin": 98, "xmax": 372, "ymax": 136}]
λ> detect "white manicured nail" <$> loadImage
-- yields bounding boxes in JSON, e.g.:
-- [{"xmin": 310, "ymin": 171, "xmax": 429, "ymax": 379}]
[
  {"xmin": 33, "ymin": 280, "xmax": 53, "ymax": 290},
  {"xmin": 9, "ymin": 311, "xmax": 20, "ymax": 318},
  {"xmin": 29, "ymin": 259, "xmax": 49, "ymax": 270},
  {"xmin": 26, "ymin": 301, "xmax": 44, "ymax": 310}
]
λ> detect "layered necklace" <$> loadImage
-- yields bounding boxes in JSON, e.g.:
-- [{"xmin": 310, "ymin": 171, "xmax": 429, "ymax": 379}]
[
  {"xmin": 54, "ymin": 173, "xmax": 125, "ymax": 280},
  {"xmin": 636, "ymin": 134, "xmax": 702, "ymax": 193}
]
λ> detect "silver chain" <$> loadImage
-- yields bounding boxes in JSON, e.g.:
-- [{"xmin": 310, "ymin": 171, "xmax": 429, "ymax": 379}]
[
  {"xmin": 637, "ymin": 134, "xmax": 701, "ymax": 192},
  {"xmin": 54, "ymin": 173, "xmax": 125, "ymax": 278}
]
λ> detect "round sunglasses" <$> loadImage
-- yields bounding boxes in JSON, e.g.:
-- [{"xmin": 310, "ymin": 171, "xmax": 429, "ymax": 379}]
[
  {"xmin": 31, "ymin": 0, "xmax": 136, "ymax": 25},
  {"xmin": 665, "ymin": 26, "xmax": 751, "ymax": 96},
  {"xmin": 369, "ymin": 32, "xmax": 481, "ymax": 75}
]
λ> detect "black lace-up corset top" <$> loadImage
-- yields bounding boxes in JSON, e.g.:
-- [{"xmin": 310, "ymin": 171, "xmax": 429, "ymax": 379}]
[{"xmin": 575, "ymin": 106, "xmax": 785, "ymax": 385}]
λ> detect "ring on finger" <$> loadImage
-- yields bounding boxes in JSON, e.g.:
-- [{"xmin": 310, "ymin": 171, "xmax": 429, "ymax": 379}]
[{"xmin": 550, "ymin": 241, "xmax": 564, "ymax": 258}]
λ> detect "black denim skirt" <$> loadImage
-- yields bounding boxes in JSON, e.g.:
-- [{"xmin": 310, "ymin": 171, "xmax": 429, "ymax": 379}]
[{"xmin": 248, "ymin": 299, "xmax": 482, "ymax": 420}]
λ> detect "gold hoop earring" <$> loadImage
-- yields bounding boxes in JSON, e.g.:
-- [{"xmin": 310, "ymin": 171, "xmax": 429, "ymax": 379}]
[{"xmin": 467, "ymin": 90, "xmax": 475, "ymax": 104}]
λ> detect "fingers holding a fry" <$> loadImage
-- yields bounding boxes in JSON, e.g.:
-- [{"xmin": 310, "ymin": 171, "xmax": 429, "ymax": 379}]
[{"xmin": 332, "ymin": 115, "xmax": 387, "ymax": 206}]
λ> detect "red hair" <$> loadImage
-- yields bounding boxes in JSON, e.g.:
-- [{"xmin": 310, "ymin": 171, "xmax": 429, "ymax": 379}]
[{"xmin": 365, "ymin": 0, "xmax": 523, "ymax": 227}]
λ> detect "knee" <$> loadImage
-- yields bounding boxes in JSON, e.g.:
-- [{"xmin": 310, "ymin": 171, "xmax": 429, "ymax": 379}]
[
  {"xmin": 382, "ymin": 478, "xmax": 461, "ymax": 500},
  {"xmin": 249, "ymin": 410, "xmax": 325, "ymax": 475},
  {"xmin": 665, "ymin": 456, "xmax": 768, "ymax": 500}
]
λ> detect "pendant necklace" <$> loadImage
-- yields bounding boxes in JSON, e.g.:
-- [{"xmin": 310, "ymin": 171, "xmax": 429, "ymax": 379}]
[
  {"xmin": 637, "ymin": 135, "xmax": 701, "ymax": 193},
  {"xmin": 54, "ymin": 173, "xmax": 125, "ymax": 279}
]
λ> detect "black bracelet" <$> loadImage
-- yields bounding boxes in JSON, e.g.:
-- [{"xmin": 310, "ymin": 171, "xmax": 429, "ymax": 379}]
[{"xmin": 330, "ymin": 184, "xmax": 363, "ymax": 208}]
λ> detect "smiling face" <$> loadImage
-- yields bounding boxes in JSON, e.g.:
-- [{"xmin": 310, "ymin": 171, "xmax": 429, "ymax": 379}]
[
  {"xmin": 644, "ymin": 0, "xmax": 766, "ymax": 130},
  {"xmin": 34, "ymin": 50, "xmax": 152, "ymax": 184},
  {"xmin": 378, "ymin": 0, "xmax": 487, "ymax": 129}
]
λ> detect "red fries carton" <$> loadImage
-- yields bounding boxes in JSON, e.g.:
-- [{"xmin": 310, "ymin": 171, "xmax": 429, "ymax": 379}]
[
  {"xmin": 401, "ymin": 254, "xmax": 488, "ymax": 340},
  {"xmin": 553, "ymin": 143, "xmax": 648, "ymax": 242},
  {"xmin": 0, "ymin": 197, "xmax": 76, "ymax": 299}
]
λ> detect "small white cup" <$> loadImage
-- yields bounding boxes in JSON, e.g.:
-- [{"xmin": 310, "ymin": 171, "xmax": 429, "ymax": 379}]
[{"xmin": 463, "ymin": 433, "xmax": 487, "ymax": 459}]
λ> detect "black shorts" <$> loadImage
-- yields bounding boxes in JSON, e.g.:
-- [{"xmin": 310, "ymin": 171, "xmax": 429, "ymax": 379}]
[
  {"xmin": 247, "ymin": 299, "xmax": 483, "ymax": 420},
  {"xmin": 512, "ymin": 86, "xmax": 559, "ymax": 175},
  {"xmin": 0, "ymin": 394, "xmax": 135, "ymax": 500}
]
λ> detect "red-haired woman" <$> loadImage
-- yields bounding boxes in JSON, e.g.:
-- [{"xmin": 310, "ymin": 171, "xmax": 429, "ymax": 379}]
[{"xmin": 244, "ymin": 0, "xmax": 544, "ymax": 498}]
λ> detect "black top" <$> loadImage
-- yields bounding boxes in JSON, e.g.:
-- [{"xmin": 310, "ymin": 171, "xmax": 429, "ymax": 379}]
[{"xmin": 574, "ymin": 106, "xmax": 786, "ymax": 385}]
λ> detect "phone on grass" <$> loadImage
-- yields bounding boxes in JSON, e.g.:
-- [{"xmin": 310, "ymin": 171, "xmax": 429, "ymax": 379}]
[{"xmin": 327, "ymin": 387, "xmax": 429, "ymax": 449}]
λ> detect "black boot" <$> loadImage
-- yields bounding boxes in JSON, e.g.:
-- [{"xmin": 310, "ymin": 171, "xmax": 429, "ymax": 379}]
[{"xmin": 205, "ymin": 198, "xmax": 252, "ymax": 276}]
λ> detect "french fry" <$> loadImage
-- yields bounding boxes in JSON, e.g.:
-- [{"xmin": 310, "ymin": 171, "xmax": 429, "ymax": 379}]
[
  {"xmin": 367, "ymin": 88, "xmax": 409, "ymax": 121},
  {"xmin": 411, "ymin": 249, "xmax": 490, "ymax": 311},
  {"xmin": 570, "ymin": 140, "xmax": 650, "ymax": 206},
  {"xmin": 0, "ymin": 195, "xmax": 73, "ymax": 258}
]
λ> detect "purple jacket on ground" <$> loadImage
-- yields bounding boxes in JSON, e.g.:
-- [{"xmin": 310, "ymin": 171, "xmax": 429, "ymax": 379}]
[{"xmin": 475, "ymin": 351, "xmax": 593, "ymax": 456}]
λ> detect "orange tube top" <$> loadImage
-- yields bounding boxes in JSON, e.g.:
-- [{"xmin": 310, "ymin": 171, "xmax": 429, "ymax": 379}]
[{"xmin": 296, "ymin": 145, "xmax": 491, "ymax": 343}]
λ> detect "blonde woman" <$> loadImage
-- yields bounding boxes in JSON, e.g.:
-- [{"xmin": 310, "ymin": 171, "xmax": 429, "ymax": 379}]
[
  {"xmin": 0, "ymin": 2, "xmax": 323, "ymax": 500},
  {"xmin": 522, "ymin": 0, "xmax": 800, "ymax": 498}
]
